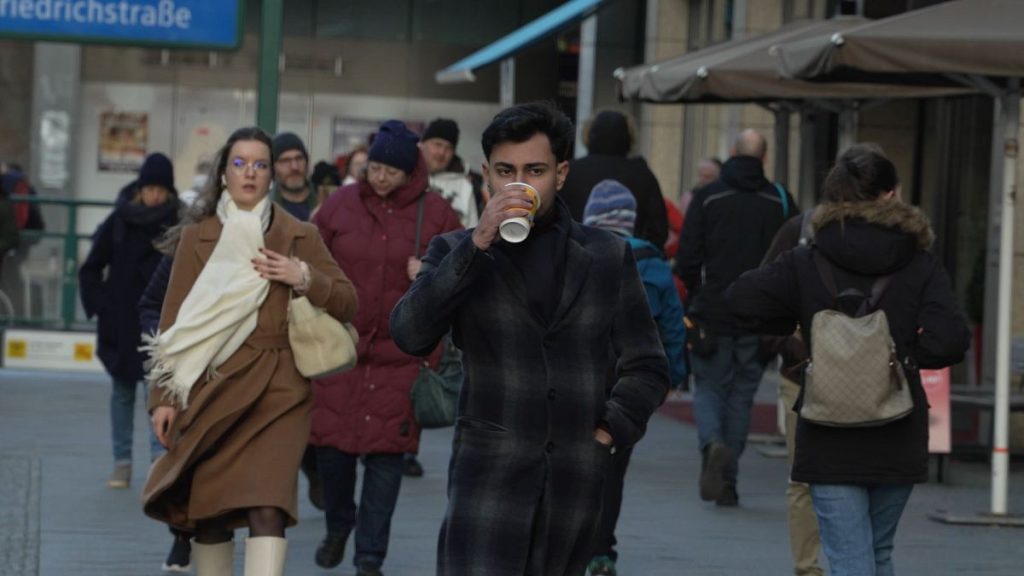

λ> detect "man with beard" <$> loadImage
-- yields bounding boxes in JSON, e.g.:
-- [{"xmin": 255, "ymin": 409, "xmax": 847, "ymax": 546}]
[{"xmin": 271, "ymin": 132, "xmax": 318, "ymax": 221}]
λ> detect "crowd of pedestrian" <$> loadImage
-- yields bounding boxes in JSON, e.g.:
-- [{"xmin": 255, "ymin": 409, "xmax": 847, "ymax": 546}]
[{"xmin": 45, "ymin": 97, "xmax": 969, "ymax": 576}]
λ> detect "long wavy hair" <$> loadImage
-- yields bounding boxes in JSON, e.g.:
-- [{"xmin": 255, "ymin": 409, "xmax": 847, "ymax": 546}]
[{"xmin": 157, "ymin": 126, "xmax": 274, "ymax": 255}]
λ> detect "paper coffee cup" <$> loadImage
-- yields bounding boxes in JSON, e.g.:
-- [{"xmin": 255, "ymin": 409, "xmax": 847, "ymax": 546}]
[{"xmin": 499, "ymin": 182, "xmax": 540, "ymax": 243}]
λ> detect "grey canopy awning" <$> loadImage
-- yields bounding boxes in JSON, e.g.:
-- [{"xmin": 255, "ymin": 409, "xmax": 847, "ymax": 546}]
[
  {"xmin": 774, "ymin": 0, "xmax": 1024, "ymax": 87},
  {"xmin": 614, "ymin": 17, "xmax": 973, "ymax": 104}
]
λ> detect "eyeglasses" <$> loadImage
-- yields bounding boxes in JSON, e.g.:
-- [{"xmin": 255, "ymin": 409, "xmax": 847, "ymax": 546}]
[{"xmin": 229, "ymin": 157, "xmax": 271, "ymax": 173}]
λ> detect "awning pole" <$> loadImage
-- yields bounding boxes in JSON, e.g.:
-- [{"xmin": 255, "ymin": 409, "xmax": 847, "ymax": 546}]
[
  {"xmin": 500, "ymin": 58, "xmax": 516, "ymax": 108},
  {"xmin": 991, "ymin": 80, "xmax": 1019, "ymax": 516},
  {"xmin": 575, "ymin": 15, "xmax": 598, "ymax": 158},
  {"xmin": 837, "ymin": 106, "xmax": 858, "ymax": 152},
  {"xmin": 773, "ymin": 108, "xmax": 791, "ymax": 188}
]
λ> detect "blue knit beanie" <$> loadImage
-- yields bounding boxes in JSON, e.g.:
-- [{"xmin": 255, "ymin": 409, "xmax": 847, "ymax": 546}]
[
  {"xmin": 137, "ymin": 153, "xmax": 175, "ymax": 193},
  {"xmin": 583, "ymin": 179, "xmax": 637, "ymax": 237},
  {"xmin": 369, "ymin": 120, "xmax": 420, "ymax": 174}
]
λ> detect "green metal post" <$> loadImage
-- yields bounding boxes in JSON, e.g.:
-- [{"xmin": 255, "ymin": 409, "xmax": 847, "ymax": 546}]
[
  {"xmin": 257, "ymin": 0, "xmax": 283, "ymax": 133},
  {"xmin": 61, "ymin": 203, "xmax": 78, "ymax": 329}
]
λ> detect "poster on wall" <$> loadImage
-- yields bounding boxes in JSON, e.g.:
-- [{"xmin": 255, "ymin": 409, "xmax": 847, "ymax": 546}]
[
  {"xmin": 331, "ymin": 117, "xmax": 425, "ymax": 163},
  {"xmin": 98, "ymin": 112, "xmax": 148, "ymax": 172}
]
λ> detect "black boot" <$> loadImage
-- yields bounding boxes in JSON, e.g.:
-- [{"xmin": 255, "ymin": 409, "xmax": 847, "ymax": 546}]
[{"xmin": 315, "ymin": 531, "xmax": 350, "ymax": 569}]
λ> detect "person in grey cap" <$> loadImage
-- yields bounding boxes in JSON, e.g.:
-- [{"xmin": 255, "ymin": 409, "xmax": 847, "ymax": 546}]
[{"xmin": 271, "ymin": 132, "xmax": 317, "ymax": 221}]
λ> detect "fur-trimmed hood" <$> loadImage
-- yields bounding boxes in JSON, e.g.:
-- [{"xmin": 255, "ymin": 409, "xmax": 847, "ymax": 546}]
[{"xmin": 811, "ymin": 200, "xmax": 935, "ymax": 276}]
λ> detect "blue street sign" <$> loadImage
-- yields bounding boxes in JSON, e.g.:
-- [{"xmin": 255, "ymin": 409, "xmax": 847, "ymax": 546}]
[{"xmin": 0, "ymin": 0, "xmax": 242, "ymax": 49}]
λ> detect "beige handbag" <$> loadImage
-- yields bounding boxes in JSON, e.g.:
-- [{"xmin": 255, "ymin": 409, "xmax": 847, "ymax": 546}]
[{"xmin": 287, "ymin": 293, "xmax": 359, "ymax": 379}]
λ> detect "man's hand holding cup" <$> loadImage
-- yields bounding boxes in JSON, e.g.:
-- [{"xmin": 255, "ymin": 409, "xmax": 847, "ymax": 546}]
[{"xmin": 472, "ymin": 182, "xmax": 541, "ymax": 251}]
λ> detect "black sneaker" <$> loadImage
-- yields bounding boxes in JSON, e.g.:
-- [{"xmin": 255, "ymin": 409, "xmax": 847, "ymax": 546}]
[
  {"xmin": 716, "ymin": 483, "xmax": 739, "ymax": 507},
  {"xmin": 402, "ymin": 455, "xmax": 424, "ymax": 478},
  {"xmin": 699, "ymin": 441, "xmax": 731, "ymax": 501},
  {"xmin": 315, "ymin": 532, "xmax": 349, "ymax": 569},
  {"xmin": 161, "ymin": 535, "xmax": 191, "ymax": 573},
  {"xmin": 357, "ymin": 561, "xmax": 384, "ymax": 576}
]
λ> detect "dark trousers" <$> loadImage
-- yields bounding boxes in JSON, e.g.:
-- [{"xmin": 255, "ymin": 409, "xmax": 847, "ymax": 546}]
[
  {"xmin": 317, "ymin": 447, "xmax": 404, "ymax": 568},
  {"xmin": 591, "ymin": 445, "xmax": 634, "ymax": 562}
]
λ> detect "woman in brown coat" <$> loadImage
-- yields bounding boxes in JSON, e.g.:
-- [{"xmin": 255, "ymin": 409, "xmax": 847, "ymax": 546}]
[{"xmin": 142, "ymin": 126, "xmax": 358, "ymax": 576}]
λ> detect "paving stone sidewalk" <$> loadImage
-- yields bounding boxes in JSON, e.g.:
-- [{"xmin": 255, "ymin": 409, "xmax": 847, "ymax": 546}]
[{"xmin": 1, "ymin": 368, "xmax": 1022, "ymax": 575}]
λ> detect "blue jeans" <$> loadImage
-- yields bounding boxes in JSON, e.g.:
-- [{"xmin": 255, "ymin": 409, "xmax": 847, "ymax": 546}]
[
  {"xmin": 810, "ymin": 483, "xmax": 913, "ymax": 576},
  {"xmin": 111, "ymin": 377, "xmax": 164, "ymax": 464},
  {"xmin": 317, "ymin": 447, "xmax": 404, "ymax": 569},
  {"xmin": 691, "ymin": 333, "xmax": 763, "ymax": 485}
]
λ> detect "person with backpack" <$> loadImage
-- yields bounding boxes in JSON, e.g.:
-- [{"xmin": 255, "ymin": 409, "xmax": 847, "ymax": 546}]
[
  {"xmin": 582, "ymin": 179, "xmax": 686, "ymax": 576},
  {"xmin": 0, "ymin": 163, "xmax": 44, "ymax": 316},
  {"xmin": 727, "ymin": 144, "xmax": 969, "ymax": 576},
  {"xmin": 675, "ymin": 129, "xmax": 797, "ymax": 507}
]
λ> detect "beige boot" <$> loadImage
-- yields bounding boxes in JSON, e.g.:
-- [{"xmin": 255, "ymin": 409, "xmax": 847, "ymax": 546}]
[
  {"xmin": 192, "ymin": 540, "xmax": 235, "ymax": 576},
  {"xmin": 244, "ymin": 537, "xmax": 287, "ymax": 576}
]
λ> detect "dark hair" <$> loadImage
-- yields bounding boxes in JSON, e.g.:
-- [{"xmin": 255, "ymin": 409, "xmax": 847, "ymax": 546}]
[
  {"xmin": 157, "ymin": 126, "xmax": 274, "ymax": 254},
  {"xmin": 481, "ymin": 102, "xmax": 574, "ymax": 163},
  {"xmin": 823, "ymin": 143, "xmax": 899, "ymax": 203},
  {"xmin": 583, "ymin": 110, "xmax": 635, "ymax": 156}
]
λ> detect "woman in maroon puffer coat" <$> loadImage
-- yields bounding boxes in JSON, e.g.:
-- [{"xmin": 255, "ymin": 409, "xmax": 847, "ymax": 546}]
[{"xmin": 310, "ymin": 120, "xmax": 462, "ymax": 575}]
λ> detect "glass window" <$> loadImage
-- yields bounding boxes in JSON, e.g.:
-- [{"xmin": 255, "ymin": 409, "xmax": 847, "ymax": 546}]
[
  {"xmin": 315, "ymin": 0, "xmax": 414, "ymax": 41},
  {"xmin": 411, "ymin": 0, "xmax": 520, "ymax": 46}
]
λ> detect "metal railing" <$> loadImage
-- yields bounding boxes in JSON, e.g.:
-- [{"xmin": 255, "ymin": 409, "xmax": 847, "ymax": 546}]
[{"xmin": 5, "ymin": 196, "xmax": 115, "ymax": 330}]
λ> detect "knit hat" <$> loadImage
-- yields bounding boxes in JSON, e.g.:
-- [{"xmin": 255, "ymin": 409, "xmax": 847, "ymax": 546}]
[
  {"xmin": 272, "ymin": 132, "xmax": 308, "ymax": 162},
  {"xmin": 137, "ymin": 153, "xmax": 175, "ymax": 192},
  {"xmin": 586, "ymin": 110, "xmax": 632, "ymax": 156},
  {"xmin": 583, "ymin": 179, "xmax": 637, "ymax": 237},
  {"xmin": 422, "ymin": 118, "xmax": 459, "ymax": 148},
  {"xmin": 311, "ymin": 161, "xmax": 341, "ymax": 188},
  {"xmin": 369, "ymin": 120, "xmax": 420, "ymax": 174}
]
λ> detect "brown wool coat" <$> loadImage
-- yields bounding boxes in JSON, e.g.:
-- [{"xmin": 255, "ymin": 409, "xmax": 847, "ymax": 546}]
[{"xmin": 141, "ymin": 205, "xmax": 358, "ymax": 532}]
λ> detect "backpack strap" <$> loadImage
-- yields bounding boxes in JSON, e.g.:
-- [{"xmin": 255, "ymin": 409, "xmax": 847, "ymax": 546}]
[
  {"xmin": 812, "ymin": 250, "xmax": 893, "ymax": 315},
  {"xmin": 414, "ymin": 192, "xmax": 426, "ymax": 259},
  {"xmin": 798, "ymin": 206, "xmax": 817, "ymax": 246},
  {"xmin": 772, "ymin": 182, "xmax": 790, "ymax": 219}
]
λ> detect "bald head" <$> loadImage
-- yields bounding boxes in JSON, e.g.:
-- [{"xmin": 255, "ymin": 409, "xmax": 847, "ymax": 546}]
[{"xmin": 733, "ymin": 129, "xmax": 767, "ymax": 160}]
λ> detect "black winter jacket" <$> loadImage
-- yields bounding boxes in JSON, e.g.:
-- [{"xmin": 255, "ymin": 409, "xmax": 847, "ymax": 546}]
[
  {"xmin": 676, "ymin": 155, "xmax": 797, "ymax": 334},
  {"xmin": 560, "ymin": 154, "xmax": 668, "ymax": 250},
  {"xmin": 79, "ymin": 184, "xmax": 179, "ymax": 380},
  {"xmin": 728, "ymin": 200, "xmax": 969, "ymax": 485},
  {"xmin": 138, "ymin": 255, "xmax": 174, "ymax": 335}
]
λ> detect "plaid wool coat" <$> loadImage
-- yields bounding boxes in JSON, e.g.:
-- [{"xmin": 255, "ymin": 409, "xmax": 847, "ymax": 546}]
[{"xmin": 390, "ymin": 214, "xmax": 670, "ymax": 576}]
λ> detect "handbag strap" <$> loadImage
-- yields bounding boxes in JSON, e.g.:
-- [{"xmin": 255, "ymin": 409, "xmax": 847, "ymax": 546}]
[{"xmin": 414, "ymin": 192, "xmax": 426, "ymax": 259}]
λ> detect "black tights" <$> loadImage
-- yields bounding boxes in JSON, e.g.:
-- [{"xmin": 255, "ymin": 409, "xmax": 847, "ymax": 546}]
[{"xmin": 194, "ymin": 507, "xmax": 286, "ymax": 544}]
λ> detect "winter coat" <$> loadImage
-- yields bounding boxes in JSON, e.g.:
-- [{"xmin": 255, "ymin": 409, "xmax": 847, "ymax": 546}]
[
  {"xmin": 139, "ymin": 255, "xmax": 174, "ymax": 335},
  {"xmin": 142, "ymin": 206, "xmax": 358, "ymax": 531},
  {"xmin": 389, "ymin": 203, "xmax": 670, "ymax": 576},
  {"xmin": 628, "ymin": 237, "xmax": 688, "ymax": 388},
  {"xmin": 311, "ymin": 158, "xmax": 463, "ymax": 455},
  {"xmin": 79, "ymin": 184, "xmax": 180, "ymax": 381},
  {"xmin": 676, "ymin": 155, "xmax": 797, "ymax": 335},
  {"xmin": 727, "ymin": 200, "xmax": 969, "ymax": 485},
  {"xmin": 560, "ymin": 154, "xmax": 669, "ymax": 249}
]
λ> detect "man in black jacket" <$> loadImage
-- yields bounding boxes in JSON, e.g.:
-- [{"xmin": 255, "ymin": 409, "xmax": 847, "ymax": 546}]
[
  {"xmin": 559, "ymin": 110, "xmax": 668, "ymax": 249},
  {"xmin": 676, "ymin": 129, "xmax": 797, "ymax": 507}
]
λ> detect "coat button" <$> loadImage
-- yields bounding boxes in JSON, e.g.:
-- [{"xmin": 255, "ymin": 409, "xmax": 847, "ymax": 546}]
[
  {"xmin": 365, "ymin": 415, "xmax": 371, "ymax": 421},
  {"xmin": 547, "ymin": 388, "xmax": 557, "ymax": 400},
  {"xmin": 545, "ymin": 442, "xmax": 555, "ymax": 453}
]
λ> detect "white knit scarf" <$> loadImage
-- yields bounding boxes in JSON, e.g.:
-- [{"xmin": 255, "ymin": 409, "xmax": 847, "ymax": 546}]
[{"xmin": 142, "ymin": 193, "xmax": 272, "ymax": 409}]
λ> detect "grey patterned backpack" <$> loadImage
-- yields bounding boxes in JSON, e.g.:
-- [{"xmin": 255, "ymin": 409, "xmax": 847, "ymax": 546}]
[{"xmin": 800, "ymin": 252, "xmax": 913, "ymax": 427}]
